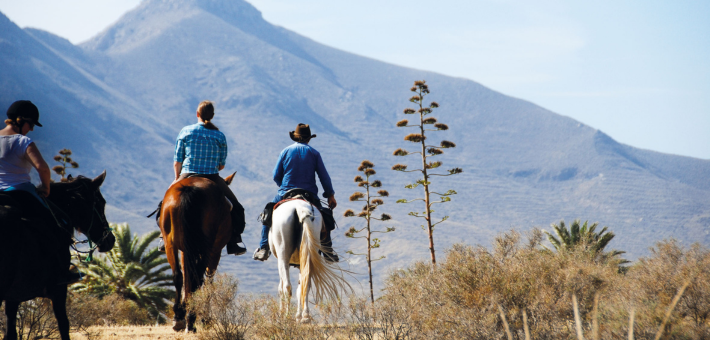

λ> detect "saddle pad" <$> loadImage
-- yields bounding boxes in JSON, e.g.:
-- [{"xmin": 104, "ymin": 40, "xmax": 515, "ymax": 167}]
[{"xmin": 273, "ymin": 197, "xmax": 310, "ymax": 211}]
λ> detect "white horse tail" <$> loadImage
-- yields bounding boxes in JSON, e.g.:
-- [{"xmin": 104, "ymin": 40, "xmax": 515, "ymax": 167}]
[{"xmin": 295, "ymin": 204, "xmax": 351, "ymax": 307}]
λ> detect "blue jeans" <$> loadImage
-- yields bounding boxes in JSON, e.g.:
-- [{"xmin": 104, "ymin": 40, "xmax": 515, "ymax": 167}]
[{"xmin": 259, "ymin": 194, "xmax": 323, "ymax": 249}]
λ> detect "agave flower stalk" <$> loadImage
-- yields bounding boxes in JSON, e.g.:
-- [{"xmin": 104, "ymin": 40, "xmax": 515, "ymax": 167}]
[
  {"xmin": 52, "ymin": 148, "xmax": 79, "ymax": 182},
  {"xmin": 393, "ymin": 80, "xmax": 462, "ymax": 266},
  {"xmin": 344, "ymin": 160, "xmax": 394, "ymax": 303}
]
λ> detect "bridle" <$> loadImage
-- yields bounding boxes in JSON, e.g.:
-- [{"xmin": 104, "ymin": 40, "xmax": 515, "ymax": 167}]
[{"xmin": 44, "ymin": 180, "xmax": 113, "ymax": 261}]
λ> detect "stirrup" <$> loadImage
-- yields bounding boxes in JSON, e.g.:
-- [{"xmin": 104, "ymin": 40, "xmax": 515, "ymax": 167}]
[
  {"xmin": 253, "ymin": 247, "xmax": 271, "ymax": 261},
  {"xmin": 320, "ymin": 248, "xmax": 339, "ymax": 263},
  {"xmin": 227, "ymin": 242, "xmax": 247, "ymax": 256}
]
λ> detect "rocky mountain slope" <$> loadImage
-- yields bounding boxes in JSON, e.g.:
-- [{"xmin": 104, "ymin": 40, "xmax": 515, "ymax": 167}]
[{"xmin": 1, "ymin": 0, "xmax": 708, "ymax": 293}]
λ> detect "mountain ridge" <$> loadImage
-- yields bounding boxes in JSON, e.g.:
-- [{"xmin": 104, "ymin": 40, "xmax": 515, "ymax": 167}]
[{"xmin": 1, "ymin": 2, "xmax": 708, "ymax": 294}]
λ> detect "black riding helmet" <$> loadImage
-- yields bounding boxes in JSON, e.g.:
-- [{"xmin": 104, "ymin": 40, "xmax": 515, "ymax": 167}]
[{"xmin": 7, "ymin": 100, "xmax": 42, "ymax": 127}]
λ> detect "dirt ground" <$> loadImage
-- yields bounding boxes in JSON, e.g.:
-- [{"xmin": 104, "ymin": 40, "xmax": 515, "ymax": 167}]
[{"xmin": 68, "ymin": 326, "xmax": 200, "ymax": 340}]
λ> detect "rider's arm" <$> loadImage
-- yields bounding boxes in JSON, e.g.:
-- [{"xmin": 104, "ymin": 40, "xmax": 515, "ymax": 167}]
[
  {"xmin": 173, "ymin": 130, "xmax": 186, "ymax": 182},
  {"xmin": 25, "ymin": 142, "xmax": 51, "ymax": 197},
  {"xmin": 174, "ymin": 161, "xmax": 182, "ymax": 181},
  {"xmin": 218, "ymin": 133, "xmax": 227, "ymax": 172},
  {"xmin": 315, "ymin": 152, "xmax": 335, "ymax": 199},
  {"xmin": 272, "ymin": 149, "xmax": 286, "ymax": 187}
]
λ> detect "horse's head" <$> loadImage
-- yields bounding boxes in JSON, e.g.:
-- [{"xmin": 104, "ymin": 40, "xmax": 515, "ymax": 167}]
[{"xmin": 55, "ymin": 171, "xmax": 116, "ymax": 252}]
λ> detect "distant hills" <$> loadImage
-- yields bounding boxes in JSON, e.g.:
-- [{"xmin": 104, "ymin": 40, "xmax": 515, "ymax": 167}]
[{"xmin": 1, "ymin": 0, "xmax": 708, "ymax": 294}]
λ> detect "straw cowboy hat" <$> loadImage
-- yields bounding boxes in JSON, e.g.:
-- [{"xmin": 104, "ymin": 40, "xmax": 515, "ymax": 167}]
[{"xmin": 289, "ymin": 123, "xmax": 317, "ymax": 142}]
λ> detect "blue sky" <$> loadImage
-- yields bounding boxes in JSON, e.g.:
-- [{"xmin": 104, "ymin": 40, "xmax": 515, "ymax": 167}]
[{"xmin": 1, "ymin": 0, "xmax": 708, "ymax": 159}]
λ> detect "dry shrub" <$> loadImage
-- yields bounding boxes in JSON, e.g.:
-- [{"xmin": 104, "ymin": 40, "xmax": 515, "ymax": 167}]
[
  {"xmin": 251, "ymin": 294, "xmax": 344, "ymax": 340},
  {"xmin": 189, "ymin": 274, "xmax": 254, "ymax": 340},
  {"xmin": 2, "ymin": 295, "xmax": 152, "ymax": 340},
  {"xmin": 67, "ymin": 292, "xmax": 154, "ymax": 327},
  {"xmin": 2, "ymin": 298, "xmax": 59, "ymax": 340},
  {"xmin": 379, "ymin": 230, "xmax": 627, "ymax": 339},
  {"xmin": 0, "ymin": 303, "xmax": 5, "ymax": 338},
  {"xmin": 346, "ymin": 295, "xmax": 414, "ymax": 340},
  {"xmin": 374, "ymin": 232, "xmax": 710, "ymax": 339},
  {"xmin": 621, "ymin": 239, "xmax": 710, "ymax": 339}
]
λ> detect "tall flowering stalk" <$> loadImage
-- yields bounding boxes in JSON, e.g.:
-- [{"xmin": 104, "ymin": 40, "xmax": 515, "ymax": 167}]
[
  {"xmin": 392, "ymin": 80, "xmax": 462, "ymax": 266},
  {"xmin": 52, "ymin": 148, "xmax": 79, "ymax": 182},
  {"xmin": 344, "ymin": 160, "xmax": 394, "ymax": 303}
]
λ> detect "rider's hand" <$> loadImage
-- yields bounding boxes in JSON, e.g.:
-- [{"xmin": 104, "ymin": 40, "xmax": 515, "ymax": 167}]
[
  {"xmin": 327, "ymin": 195, "xmax": 337, "ymax": 210},
  {"xmin": 37, "ymin": 185, "xmax": 50, "ymax": 197}
]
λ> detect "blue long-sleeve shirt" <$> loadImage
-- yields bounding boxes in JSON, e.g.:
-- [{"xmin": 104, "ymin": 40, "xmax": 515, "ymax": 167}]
[{"xmin": 273, "ymin": 142, "xmax": 335, "ymax": 198}]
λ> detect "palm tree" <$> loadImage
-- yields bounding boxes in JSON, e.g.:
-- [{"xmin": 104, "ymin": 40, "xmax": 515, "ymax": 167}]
[
  {"xmin": 72, "ymin": 223, "xmax": 174, "ymax": 316},
  {"xmin": 545, "ymin": 219, "xmax": 629, "ymax": 266}
]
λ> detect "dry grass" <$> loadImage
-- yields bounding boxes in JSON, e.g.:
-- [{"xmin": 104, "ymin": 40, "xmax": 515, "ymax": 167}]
[
  {"xmin": 67, "ymin": 326, "xmax": 198, "ymax": 340},
  {"xmin": 3, "ymin": 232, "xmax": 709, "ymax": 340}
]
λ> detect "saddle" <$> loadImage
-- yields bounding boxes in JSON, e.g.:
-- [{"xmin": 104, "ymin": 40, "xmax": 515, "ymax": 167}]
[
  {"xmin": 0, "ymin": 191, "xmax": 73, "ymax": 247},
  {"xmin": 258, "ymin": 188, "xmax": 336, "ymax": 231},
  {"xmin": 0, "ymin": 190, "xmax": 57, "ymax": 225}
]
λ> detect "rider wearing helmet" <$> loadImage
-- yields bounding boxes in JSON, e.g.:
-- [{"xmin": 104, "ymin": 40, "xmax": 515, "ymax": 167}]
[
  {"xmin": 0, "ymin": 100, "xmax": 81, "ymax": 283},
  {"xmin": 172, "ymin": 100, "xmax": 247, "ymax": 255},
  {"xmin": 253, "ymin": 123, "xmax": 339, "ymax": 262},
  {"xmin": 0, "ymin": 100, "xmax": 51, "ymax": 205}
]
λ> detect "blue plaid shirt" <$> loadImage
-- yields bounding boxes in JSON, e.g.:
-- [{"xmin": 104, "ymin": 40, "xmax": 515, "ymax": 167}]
[{"xmin": 174, "ymin": 123, "xmax": 227, "ymax": 175}]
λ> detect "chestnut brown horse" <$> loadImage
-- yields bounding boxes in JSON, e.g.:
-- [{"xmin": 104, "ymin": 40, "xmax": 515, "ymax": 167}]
[
  {"xmin": 156, "ymin": 173, "xmax": 236, "ymax": 333},
  {"xmin": 0, "ymin": 172, "xmax": 116, "ymax": 340}
]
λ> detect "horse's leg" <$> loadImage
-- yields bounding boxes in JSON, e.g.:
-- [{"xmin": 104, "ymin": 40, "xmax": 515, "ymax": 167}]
[
  {"xmin": 180, "ymin": 253, "xmax": 199, "ymax": 333},
  {"xmin": 299, "ymin": 273, "xmax": 313, "ymax": 323},
  {"xmin": 4, "ymin": 300, "xmax": 19, "ymax": 340},
  {"xmin": 48, "ymin": 286, "xmax": 71, "ymax": 340},
  {"xmin": 205, "ymin": 247, "xmax": 222, "ymax": 280},
  {"xmin": 277, "ymin": 257, "xmax": 291, "ymax": 316},
  {"xmin": 296, "ymin": 276, "xmax": 303, "ymax": 321},
  {"xmin": 165, "ymin": 242, "xmax": 186, "ymax": 332}
]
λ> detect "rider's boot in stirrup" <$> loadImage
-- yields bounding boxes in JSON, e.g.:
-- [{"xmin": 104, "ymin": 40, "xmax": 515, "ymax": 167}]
[
  {"xmin": 320, "ymin": 231, "xmax": 339, "ymax": 263},
  {"xmin": 226, "ymin": 233, "xmax": 247, "ymax": 256},
  {"xmin": 253, "ymin": 247, "xmax": 271, "ymax": 261}
]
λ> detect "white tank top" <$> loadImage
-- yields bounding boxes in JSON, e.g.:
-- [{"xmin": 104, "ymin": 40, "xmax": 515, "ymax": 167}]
[{"xmin": 0, "ymin": 134, "xmax": 33, "ymax": 190}]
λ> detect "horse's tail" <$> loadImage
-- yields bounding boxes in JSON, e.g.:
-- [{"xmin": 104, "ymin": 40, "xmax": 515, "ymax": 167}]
[
  {"xmin": 296, "ymin": 204, "xmax": 351, "ymax": 306},
  {"xmin": 175, "ymin": 185, "xmax": 209, "ymax": 293}
]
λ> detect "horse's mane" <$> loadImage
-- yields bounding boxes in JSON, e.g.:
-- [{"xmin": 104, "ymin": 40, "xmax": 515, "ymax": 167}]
[
  {"xmin": 49, "ymin": 176, "xmax": 96, "ymax": 197},
  {"xmin": 50, "ymin": 175, "xmax": 91, "ymax": 188}
]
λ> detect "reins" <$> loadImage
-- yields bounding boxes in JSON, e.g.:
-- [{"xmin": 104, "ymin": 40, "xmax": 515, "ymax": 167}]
[{"xmin": 41, "ymin": 180, "xmax": 113, "ymax": 262}]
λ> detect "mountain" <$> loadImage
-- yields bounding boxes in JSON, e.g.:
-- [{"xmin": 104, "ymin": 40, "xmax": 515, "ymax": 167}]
[{"xmin": 1, "ymin": 0, "xmax": 708, "ymax": 294}]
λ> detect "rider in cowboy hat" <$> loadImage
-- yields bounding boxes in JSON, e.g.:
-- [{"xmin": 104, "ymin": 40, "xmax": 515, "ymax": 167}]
[{"xmin": 253, "ymin": 123, "xmax": 339, "ymax": 262}]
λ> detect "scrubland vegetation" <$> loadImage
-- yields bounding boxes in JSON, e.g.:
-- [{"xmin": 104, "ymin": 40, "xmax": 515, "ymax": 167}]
[
  {"xmin": 3, "ymin": 229, "xmax": 708, "ymax": 339},
  {"xmin": 2, "ymin": 84, "xmax": 707, "ymax": 339}
]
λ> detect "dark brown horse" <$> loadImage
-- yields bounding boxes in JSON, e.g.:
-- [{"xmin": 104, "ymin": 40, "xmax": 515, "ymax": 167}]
[
  {"xmin": 157, "ymin": 173, "xmax": 236, "ymax": 332},
  {"xmin": 0, "ymin": 172, "xmax": 116, "ymax": 340}
]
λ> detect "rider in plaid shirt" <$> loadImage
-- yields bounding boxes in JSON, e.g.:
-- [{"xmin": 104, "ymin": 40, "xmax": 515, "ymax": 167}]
[
  {"xmin": 174, "ymin": 123, "xmax": 227, "ymax": 174},
  {"xmin": 170, "ymin": 101, "xmax": 247, "ymax": 255}
]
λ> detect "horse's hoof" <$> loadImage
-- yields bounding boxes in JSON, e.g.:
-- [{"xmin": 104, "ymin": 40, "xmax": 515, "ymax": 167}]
[
  {"xmin": 299, "ymin": 316, "xmax": 312, "ymax": 324},
  {"xmin": 173, "ymin": 320, "xmax": 186, "ymax": 331}
]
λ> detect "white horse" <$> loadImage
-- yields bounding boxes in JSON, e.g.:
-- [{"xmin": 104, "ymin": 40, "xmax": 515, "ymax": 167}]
[{"xmin": 270, "ymin": 198, "xmax": 350, "ymax": 322}]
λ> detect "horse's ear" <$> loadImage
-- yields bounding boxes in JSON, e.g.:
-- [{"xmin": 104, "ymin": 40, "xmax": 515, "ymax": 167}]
[
  {"xmin": 224, "ymin": 171, "xmax": 237, "ymax": 186},
  {"xmin": 67, "ymin": 174, "xmax": 73, "ymax": 181},
  {"xmin": 92, "ymin": 170, "xmax": 107, "ymax": 188}
]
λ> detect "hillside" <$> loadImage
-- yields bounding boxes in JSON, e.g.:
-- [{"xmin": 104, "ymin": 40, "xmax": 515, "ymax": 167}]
[{"xmin": 1, "ymin": 0, "xmax": 708, "ymax": 294}]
